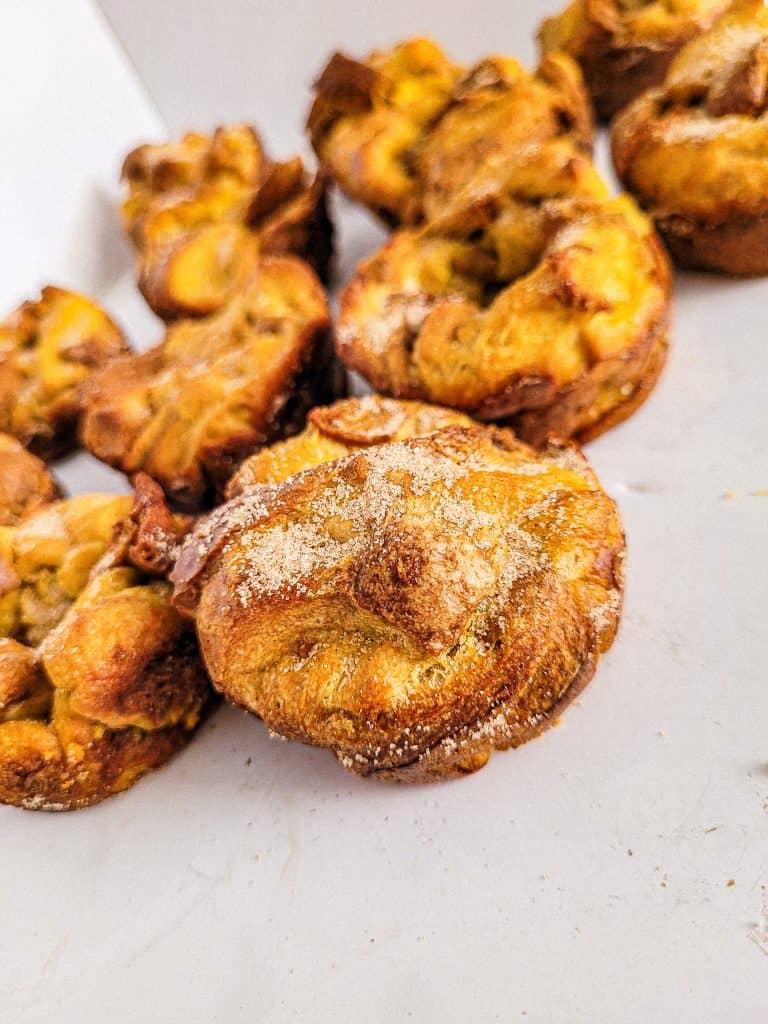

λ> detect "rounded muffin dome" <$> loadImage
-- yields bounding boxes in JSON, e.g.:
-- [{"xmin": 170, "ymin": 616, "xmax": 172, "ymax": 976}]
[{"xmin": 172, "ymin": 424, "xmax": 625, "ymax": 781}]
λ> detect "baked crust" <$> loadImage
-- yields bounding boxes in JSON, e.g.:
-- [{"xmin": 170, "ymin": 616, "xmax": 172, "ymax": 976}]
[
  {"xmin": 226, "ymin": 395, "xmax": 475, "ymax": 497},
  {"xmin": 172, "ymin": 426, "xmax": 625, "ymax": 782},
  {"xmin": 80, "ymin": 256, "xmax": 337, "ymax": 510},
  {"xmin": 611, "ymin": 0, "xmax": 768, "ymax": 274},
  {"xmin": 539, "ymin": 0, "xmax": 733, "ymax": 120},
  {"xmin": 122, "ymin": 124, "xmax": 333, "ymax": 318},
  {"xmin": 0, "ymin": 287, "xmax": 129, "ymax": 460},
  {"xmin": 336, "ymin": 156, "xmax": 671, "ymax": 446},
  {"xmin": 0, "ymin": 434, "xmax": 60, "ymax": 526},
  {"xmin": 0, "ymin": 475, "xmax": 212, "ymax": 810},
  {"xmin": 308, "ymin": 39, "xmax": 593, "ymax": 225}
]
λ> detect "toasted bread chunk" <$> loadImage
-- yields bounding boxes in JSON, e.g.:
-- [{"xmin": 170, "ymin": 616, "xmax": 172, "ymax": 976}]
[
  {"xmin": 539, "ymin": 0, "xmax": 732, "ymax": 120},
  {"xmin": 612, "ymin": 0, "xmax": 768, "ymax": 274},
  {"xmin": 308, "ymin": 39, "xmax": 592, "ymax": 224},
  {"xmin": 0, "ymin": 288, "xmax": 128, "ymax": 459},
  {"xmin": 173, "ymin": 426, "xmax": 624, "ymax": 782},
  {"xmin": 0, "ymin": 476, "xmax": 211, "ymax": 810},
  {"xmin": 122, "ymin": 124, "xmax": 333, "ymax": 317},
  {"xmin": 81, "ymin": 256, "xmax": 337, "ymax": 509}
]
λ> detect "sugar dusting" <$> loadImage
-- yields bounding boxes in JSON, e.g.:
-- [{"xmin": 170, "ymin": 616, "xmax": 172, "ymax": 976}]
[{"xmin": 230, "ymin": 440, "xmax": 477, "ymax": 605}]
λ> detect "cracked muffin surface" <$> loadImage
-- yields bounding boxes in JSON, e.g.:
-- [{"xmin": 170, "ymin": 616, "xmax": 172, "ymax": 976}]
[
  {"xmin": 0, "ymin": 476, "xmax": 211, "ymax": 810},
  {"xmin": 612, "ymin": 0, "xmax": 768, "ymax": 274},
  {"xmin": 0, "ymin": 287, "xmax": 128, "ymax": 459},
  {"xmin": 173, "ymin": 426, "xmax": 624, "ymax": 782},
  {"xmin": 122, "ymin": 123, "xmax": 333, "ymax": 318}
]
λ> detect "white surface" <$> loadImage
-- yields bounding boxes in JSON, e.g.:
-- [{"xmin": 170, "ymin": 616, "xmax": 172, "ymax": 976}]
[{"xmin": 1, "ymin": 2, "xmax": 767, "ymax": 1022}]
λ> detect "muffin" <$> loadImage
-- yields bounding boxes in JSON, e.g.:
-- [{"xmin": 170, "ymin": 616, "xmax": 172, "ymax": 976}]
[
  {"xmin": 172, "ymin": 425, "xmax": 624, "ymax": 781},
  {"xmin": 122, "ymin": 123, "xmax": 333, "ymax": 318},
  {"xmin": 0, "ymin": 476, "xmax": 211, "ymax": 810},
  {"xmin": 336, "ymin": 142, "xmax": 671, "ymax": 447},
  {"xmin": 539, "ymin": 0, "xmax": 733, "ymax": 120},
  {"xmin": 612, "ymin": 0, "xmax": 768, "ymax": 274},
  {"xmin": 308, "ymin": 38, "xmax": 593, "ymax": 225},
  {"xmin": 81, "ymin": 256, "xmax": 336, "ymax": 509}
]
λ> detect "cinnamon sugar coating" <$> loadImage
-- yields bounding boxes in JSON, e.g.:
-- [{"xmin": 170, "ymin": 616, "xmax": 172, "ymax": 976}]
[{"xmin": 172, "ymin": 426, "xmax": 624, "ymax": 782}]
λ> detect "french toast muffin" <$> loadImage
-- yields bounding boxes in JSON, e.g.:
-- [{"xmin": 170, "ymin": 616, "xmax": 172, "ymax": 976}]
[
  {"xmin": 122, "ymin": 123, "xmax": 333, "ymax": 318},
  {"xmin": 0, "ymin": 434, "xmax": 60, "ymax": 526},
  {"xmin": 172, "ymin": 425, "xmax": 624, "ymax": 781},
  {"xmin": 308, "ymin": 38, "xmax": 593, "ymax": 225},
  {"xmin": 539, "ymin": 0, "xmax": 733, "ymax": 120},
  {"xmin": 0, "ymin": 287, "xmax": 129, "ymax": 460},
  {"xmin": 336, "ymin": 143, "xmax": 671, "ymax": 446},
  {"xmin": 81, "ymin": 256, "xmax": 337, "ymax": 510},
  {"xmin": 0, "ymin": 476, "xmax": 211, "ymax": 810},
  {"xmin": 612, "ymin": 0, "xmax": 768, "ymax": 274},
  {"xmin": 226, "ymin": 394, "xmax": 475, "ymax": 497}
]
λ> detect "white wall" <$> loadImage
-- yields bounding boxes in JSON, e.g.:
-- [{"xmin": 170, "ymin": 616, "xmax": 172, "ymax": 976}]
[{"xmin": 97, "ymin": 0, "xmax": 548, "ymax": 154}]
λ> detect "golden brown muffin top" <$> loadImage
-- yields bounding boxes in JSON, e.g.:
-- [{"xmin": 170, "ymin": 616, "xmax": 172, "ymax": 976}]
[
  {"xmin": 122, "ymin": 124, "xmax": 331, "ymax": 318},
  {"xmin": 172, "ymin": 426, "xmax": 624, "ymax": 777},
  {"xmin": 612, "ymin": 0, "xmax": 768, "ymax": 225},
  {"xmin": 338, "ymin": 186, "xmax": 670, "ymax": 437},
  {"xmin": 0, "ymin": 287, "xmax": 128, "ymax": 459},
  {"xmin": 227, "ymin": 395, "xmax": 475, "ymax": 496},
  {"xmin": 308, "ymin": 39, "xmax": 592, "ymax": 224},
  {"xmin": 81, "ymin": 256, "xmax": 332, "ymax": 509}
]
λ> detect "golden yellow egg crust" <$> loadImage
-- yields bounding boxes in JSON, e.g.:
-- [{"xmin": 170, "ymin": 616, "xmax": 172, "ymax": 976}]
[
  {"xmin": 308, "ymin": 38, "xmax": 593, "ymax": 225},
  {"xmin": 0, "ymin": 287, "xmax": 129, "ymax": 460},
  {"xmin": 226, "ymin": 395, "xmax": 475, "ymax": 497},
  {"xmin": 80, "ymin": 256, "xmax": 337, "ymax": 510},
  {"xmin": 0, "ymin": 434, "xmax": 60, "ymax": 526},
  {"xmin": 336, "ymin": 155, "xmax": 671, "ymax": 447},
  {"xmin": 0, "ymin": 476, "xmax": 212, "ymax": 810},
  {"xmin": 612, "ymin": 0, "xmax": 768, "ymax": 275},
  {"xmin": 122, "ymin": 124, "xmax": 333, "ymax": 319},
  {"xmin": 539, "ymin": 0, "xmax": 733, "ymax": 120},
  {"xmin": 172, "ymin": 425, "xmax": 625, "ymax": 782}
]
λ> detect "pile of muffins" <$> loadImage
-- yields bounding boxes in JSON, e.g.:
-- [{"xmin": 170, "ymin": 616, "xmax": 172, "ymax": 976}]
[{"xmin": 1, "ymin": 0, "xmax": 763, "ymax": 809}]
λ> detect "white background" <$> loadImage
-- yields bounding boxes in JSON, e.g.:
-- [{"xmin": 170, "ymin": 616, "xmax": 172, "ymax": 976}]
[{"xmin": 1, "ymin": 1, "xmax": 766, "ymax": 1020}]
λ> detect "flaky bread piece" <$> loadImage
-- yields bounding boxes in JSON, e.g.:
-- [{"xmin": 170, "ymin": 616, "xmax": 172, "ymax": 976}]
[
  {"xmin": 0, "ymin": 476, "xmax": 212, "ymax": 810},
  {"xmin": 80, "ymin": 256, "xmax": 336, "ymax": 511},
  {"xmin": 0, "ymin": 287, "xmax": 129, "ymax": 460},
  {"xmin": 308, "ymin": 39, "xmax": 592, "ymax": 225},
  {"xmin": 227, "ymin": 395, "xmax": 474, "ymax": 497},
  {"xmin": 172, "ymin": 426, "xmax": 624, "ymax": 782},
  {"xmin": 122, "ymin": 124, "xmax": 333, "ymax": 318},
  {"xmin": 539, "ymin": 0, "xmax": 733, "ymax": 120},
  {"xmin": 337, "ymin": 147, "xmax": 671, "ymax": 446},
  {"xmin": 0, "ymin": 434, "xmax": 60, "ymax": 526},
  {"xmin": 612, "ymin": 0, "xmax": 768, "ymax": 274}
]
